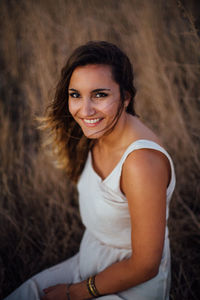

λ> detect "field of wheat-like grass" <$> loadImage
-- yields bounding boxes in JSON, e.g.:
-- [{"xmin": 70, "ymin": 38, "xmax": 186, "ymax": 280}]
[{"xmin": 0, "ymin": 0, "xmax": 200, "ymax": 299}]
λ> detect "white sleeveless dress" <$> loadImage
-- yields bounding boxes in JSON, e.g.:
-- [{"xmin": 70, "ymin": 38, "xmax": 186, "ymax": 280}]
[{"xmin": 4, "ymin": 139, "xmax": 176, "ymax": 300}]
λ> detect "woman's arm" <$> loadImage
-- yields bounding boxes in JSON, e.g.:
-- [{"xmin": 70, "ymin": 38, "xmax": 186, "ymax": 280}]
[{"xmin": 42, "ymin": 149, "xmax": 170, "ymax": 300}]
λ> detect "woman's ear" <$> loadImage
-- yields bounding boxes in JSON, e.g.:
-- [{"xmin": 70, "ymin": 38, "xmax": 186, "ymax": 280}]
[{"xmin": 124, "ymin": 91, "xmax": 131, "ymax": 108}]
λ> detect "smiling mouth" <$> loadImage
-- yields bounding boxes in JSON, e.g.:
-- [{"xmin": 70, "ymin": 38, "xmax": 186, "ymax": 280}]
[{"xmin": 82, "ymin": 118, "xmax": 103, "ymax": 126}]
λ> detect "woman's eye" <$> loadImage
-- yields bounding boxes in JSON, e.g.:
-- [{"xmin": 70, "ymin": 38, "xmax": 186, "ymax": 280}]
[
  {"xmin": 95, "ymin": 92, "xmax": 108, "ymax": 98},
  {"xmin": 69, "ymin": 92, "xmax": 80, "ymax": 98}
]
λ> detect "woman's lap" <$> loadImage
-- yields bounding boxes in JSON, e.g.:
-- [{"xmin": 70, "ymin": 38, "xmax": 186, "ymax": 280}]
[
  {"xmin": 4, "ymin": 253, "xmax": 81, "ymax": 300},
  {"xmin": 4, "ymin": 250, "xmax": 169, "ymax": 300}
]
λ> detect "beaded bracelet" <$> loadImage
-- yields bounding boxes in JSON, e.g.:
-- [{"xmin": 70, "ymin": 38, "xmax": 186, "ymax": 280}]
[
  {"xmin": 86, "ymin": 275, "xmax": 100, "ymax": 298},
  {"xmin": 66, "ymin": 284, "xmax": 71, "ymax": 300}
]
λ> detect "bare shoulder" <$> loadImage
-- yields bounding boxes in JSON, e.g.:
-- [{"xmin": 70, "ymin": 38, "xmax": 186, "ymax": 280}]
[
  {"xmin": 121, "ymin": 148, "xmax": 171, "ymax": 195},
  {"xmin": 124, "ymin": 148, "xmax": 170, "ymax": 173}
]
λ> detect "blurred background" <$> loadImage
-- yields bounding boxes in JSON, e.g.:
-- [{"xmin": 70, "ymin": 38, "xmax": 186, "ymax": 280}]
[{"xmin": 0, "ymin": 0, "xmax": 200, "ymax": 299}]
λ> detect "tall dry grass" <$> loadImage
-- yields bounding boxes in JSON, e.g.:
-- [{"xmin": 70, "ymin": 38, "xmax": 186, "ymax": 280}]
[{"xmin": 0, "ymin": 0, "xmax": 200, "ymax": 299}]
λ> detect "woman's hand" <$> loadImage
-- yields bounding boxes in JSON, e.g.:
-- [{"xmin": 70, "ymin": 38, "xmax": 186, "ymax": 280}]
[
  {"xmin": 42, "ymin": 282, "xmax": 91, "ymax": 300},
  {"xmin": 42, "ymin": 284, "xmax": 68, "ymax": 300}
]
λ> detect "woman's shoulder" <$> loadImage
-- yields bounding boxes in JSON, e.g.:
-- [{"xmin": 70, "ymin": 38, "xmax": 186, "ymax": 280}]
[
  {"xmin": 121, "ymin": 146, "xmax": 171, "ymax": 197},
  {"xmin": 124, "ymin": 146, "xmax": 170, "ymax": 170},
  {"xmin": 120, "ymin": 116, "xmax": 171, "ymax": 190}
]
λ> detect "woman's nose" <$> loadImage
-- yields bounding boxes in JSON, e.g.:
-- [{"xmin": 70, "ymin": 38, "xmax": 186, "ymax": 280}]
[{"xmin": 80, "ymin": 98, "xmax": 95, "ymax": 116}]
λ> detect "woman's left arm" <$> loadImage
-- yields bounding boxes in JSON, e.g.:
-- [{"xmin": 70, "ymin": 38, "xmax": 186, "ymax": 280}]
[{"xmin": 42, "ymin": 149, "xmax": 170, "ymax": 300}]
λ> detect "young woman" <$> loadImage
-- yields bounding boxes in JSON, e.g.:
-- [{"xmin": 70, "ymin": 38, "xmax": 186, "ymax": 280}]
[{"xmin": 5, "ymin": 41, "xmax": 176, "ymax": 300}]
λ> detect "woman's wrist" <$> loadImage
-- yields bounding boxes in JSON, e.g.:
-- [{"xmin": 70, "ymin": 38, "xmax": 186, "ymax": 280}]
[
  {"xmin": 69, "ymin": 281, "xmax": 92, "ymax": 300},
  {"xmin": 67, "ymin": 276, "xmax": 102, "ymax": 300}
]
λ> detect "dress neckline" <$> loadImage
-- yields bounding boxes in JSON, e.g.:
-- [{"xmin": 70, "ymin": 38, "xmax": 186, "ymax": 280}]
[{"xmin": 89, "ymin": 139, "xmax": 166, "ymax": 183}]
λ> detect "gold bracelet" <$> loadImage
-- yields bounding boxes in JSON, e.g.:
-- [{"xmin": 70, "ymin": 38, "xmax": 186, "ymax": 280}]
[
  {"xmin": 89, "ymin": 276, "xmax": 96, "ymax": 296},
  {"xmin": 87, "ymin": 277, "xmax": 95, "ymax": 297},
  {"xmin": 86, "ymin": 276, "xmax": 100, "ymax": 298}
]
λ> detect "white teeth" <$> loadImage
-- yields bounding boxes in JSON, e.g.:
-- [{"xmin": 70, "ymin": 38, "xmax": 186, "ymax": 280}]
[{"xmin": 84, "ymin": 118, "xmax": 101, "ymax": 124}]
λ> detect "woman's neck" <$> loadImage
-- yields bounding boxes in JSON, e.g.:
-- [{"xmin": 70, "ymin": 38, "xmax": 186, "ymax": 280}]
[{"xmin": 95, "ymin": 113, "xmax": 135, "ymax": 153}]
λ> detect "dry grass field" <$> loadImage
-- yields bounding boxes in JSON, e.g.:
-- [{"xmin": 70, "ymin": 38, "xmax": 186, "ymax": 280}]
[{"xmin": 0, "ymin": 0, "xmax": 200, "ymax": 299}]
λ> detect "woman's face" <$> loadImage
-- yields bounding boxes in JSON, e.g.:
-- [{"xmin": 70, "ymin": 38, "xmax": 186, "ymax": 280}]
[{"xmin": 68, "ymin": 64, "xmax": 128, "ymax": 139}]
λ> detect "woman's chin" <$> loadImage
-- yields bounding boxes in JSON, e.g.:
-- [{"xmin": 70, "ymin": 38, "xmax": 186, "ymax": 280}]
[{"xmin": 82, "ymin": 129, "xmax": 104, "ymax": 139}]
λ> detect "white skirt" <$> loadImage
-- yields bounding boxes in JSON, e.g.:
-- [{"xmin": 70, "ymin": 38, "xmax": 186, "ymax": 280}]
[{"xmin": 4, "ymin": 230, "xmax": 170, "ymax": 300}]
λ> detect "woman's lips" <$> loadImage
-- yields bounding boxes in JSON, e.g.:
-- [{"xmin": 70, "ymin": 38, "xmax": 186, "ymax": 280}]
[{"xmin": 82, "ymin": 118, "xmax": 103, "ymax": 127}]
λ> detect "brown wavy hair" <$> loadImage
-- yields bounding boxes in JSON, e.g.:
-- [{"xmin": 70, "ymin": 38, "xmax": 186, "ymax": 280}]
[{"xmin": 42, "ymin": 41, "xmax": 137, "ymax": 182}]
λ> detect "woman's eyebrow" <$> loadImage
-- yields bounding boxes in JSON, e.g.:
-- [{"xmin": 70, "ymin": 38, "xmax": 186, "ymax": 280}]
[
  {"xmin": 92, "ymin": 88, "xmax": 111, "ymax": 92},
  {"xmin": 68, "ymin": 88, "xmax": 79, "ymax": 91},
  {"xmin": 68, "ymin": 88, "xmax": 111, "ymax": 92}
]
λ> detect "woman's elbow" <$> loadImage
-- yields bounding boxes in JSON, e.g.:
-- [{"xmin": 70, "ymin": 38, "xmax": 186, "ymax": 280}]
[
  {"xmin": 129, "ymin": 256, "xmax": 161, "ymax": 282},
  {"xmin": 145, "ymin": 263, "xmax": 160, "ymax": 280}
]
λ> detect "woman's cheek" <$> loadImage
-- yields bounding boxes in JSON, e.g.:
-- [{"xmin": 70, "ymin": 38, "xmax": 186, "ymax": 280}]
[
  {"xmin": 102, "ymin": 98, "xmax": 119, "ymax": 111},
  {"xmin": 68, "ymin": 101, "xmax": 79, "ymax": 116}
]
